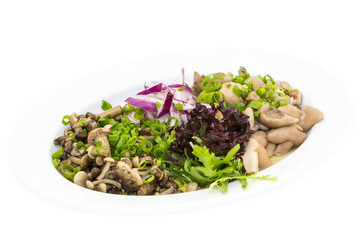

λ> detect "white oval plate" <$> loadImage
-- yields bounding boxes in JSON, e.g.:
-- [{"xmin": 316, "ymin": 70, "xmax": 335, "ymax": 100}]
[{"xmin": 8, "ymin": 49, "xmax": 348, "ymax": 215}]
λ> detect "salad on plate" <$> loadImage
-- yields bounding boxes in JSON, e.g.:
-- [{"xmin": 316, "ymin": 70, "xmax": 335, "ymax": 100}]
[{"xmin": 51, "ymin": 66, "xmax": 324, "ymax": 195}]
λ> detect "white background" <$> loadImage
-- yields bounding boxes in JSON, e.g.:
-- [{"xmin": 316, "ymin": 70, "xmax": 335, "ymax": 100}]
[{"xmin": 1, "ymin": 1, "xmax": 363, "ymax": 239}]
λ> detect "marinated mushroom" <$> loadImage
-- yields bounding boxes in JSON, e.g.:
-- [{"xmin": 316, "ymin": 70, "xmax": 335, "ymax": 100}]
[
  {"xmin": 219, "ymin": 82, "xmax": 245, "ymax": 107},
  {"xmin": 274, "ymin": 141, "xmax": 295, "ymax": 156},
  {"xmin": 267, "ymin": 124, "xmax": 307, "ymax": 146},
  {"xmin": 258, "ymin": 103, "xmax": 299, "ymax": 128},
  {"xmin": 298, "ymin": 105, "xmax": 324, "ymax": 132},
  {"xmin": 115, "ymin": 161, "xmax": 143, "ymax": 191}
]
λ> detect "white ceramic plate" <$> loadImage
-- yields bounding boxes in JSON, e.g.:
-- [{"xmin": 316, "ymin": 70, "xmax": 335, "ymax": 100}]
[{"xmin": 8, "ymin": 49, "xmax": 349, "ymax": 215}]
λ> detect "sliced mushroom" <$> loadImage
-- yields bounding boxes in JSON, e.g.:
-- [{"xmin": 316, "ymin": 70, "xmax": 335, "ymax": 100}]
[
  {"xmin": 278, "ymin": 104, "xmax": 303, "ymax": 119},
  {"xmin": 192, "ymin": 71, "xmax": 203, "ymax": 94},
  {"xmin": 242, "ymin": 138, "xmax": 259, "ymax": 174},
  {"xmin": 298, "ymin": 105, "xmax": 324, "ymax": 132},
  {"xmin": 97, "ymin": 105, "xmax": 122, "ymax": 119},
  {"xmin": 87, "ymin": 125, "xmax": 112, "ymax": 159},
  {"xmin": 219, "ymin": 82, "xmax": 245, "ymax": 107},
  {"xmin": 115, "ymin": 161, "xmax": 143, "ymax": 191},
  {"xmin": 250, "ymin": 131, "xmax": 268, "ymax": 147},
  {"xmin": 274, "ymin": 141, "xmax": 294, "ymax": 156},
  {"xmin": 258, "ymin": 103, "xmax": 299, "ymax": 128},
  {"xmin": 267, "ymin": 125, "xmax": 307, "ymax": 146}
]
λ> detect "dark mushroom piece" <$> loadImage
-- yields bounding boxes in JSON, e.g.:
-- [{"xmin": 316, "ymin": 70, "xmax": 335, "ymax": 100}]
[
  {"xmin": 69, "ymin": 113, "xmax": 86, "ymax": 139},
  {"xmin": 97, "ymin": 105, "xmax": 122, "ymax": 119}
]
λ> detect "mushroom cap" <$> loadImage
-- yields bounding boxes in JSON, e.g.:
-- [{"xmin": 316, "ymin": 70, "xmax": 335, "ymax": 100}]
[
  {"xmin": 87, "ymin": 125, "xmax": 112, "ymax": 146},
  {"xmin": 219, "ymin": 82, "xmax": 245, "ymax": 107},
  {"xmin": 278, "ymin": 104, "xmax": 303, "ymax": 119},
  {"xmin": 73, "ymin": 171, "xmax": 89, "ymax": 188},
  {"xmin": 267, "ymin": 125, "xmax": 307, "ymax": 146},
  {"xmin": 115, "ymin": 161, "xmax": 143, "ymax": 191},
  {"xmin": 274, "ymin": 141, "xmax": 295, "ymax": 156},
  {"xmin": 298, "ymin": 105, "xmax": 324, "ymax": 132},
  {"xmin": 258, "ymin": 103, "xmax": 299, "ymax": 128}
]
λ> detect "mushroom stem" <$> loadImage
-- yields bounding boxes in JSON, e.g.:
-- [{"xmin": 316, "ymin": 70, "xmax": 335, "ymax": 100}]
[
  {"xmin": 97, "ymin": 105, "xmax": 122, "ymax": 119},
  {"xmin": 96, "ymin": 157, "xmax": 115, "ymax": 180}
]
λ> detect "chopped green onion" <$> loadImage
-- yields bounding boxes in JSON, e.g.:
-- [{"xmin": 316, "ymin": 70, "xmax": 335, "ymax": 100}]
[
  {"xmin": 278, "ymin": 100, "xmax": 287, "ymax": 106},
  {"xmin": 248, "ymin": 101, "xmax": 262, "ymax": 110},
  {"xmin": 263, "ymin": 74, "xmax": 275, "ymax": 84},
  {"xmin": 52, "ymin": 159, "xmax": 60, "ymax": 168},
  {"xmin": 178, "ymin": 88, "xmax": 184, "ymax": 91},
  {"xmin": 62, "ymin": 115, "xmax": 70, "ymax": 125},
  {"xmin": 234, "ymin": 102, "xmax": 246, "ymax": 112},
  {"xmin": 138, "ymin": 160, "xmax": 153, "ymax": 169},
  {"xmin": 167, "ymin": 117, "xmax": 179, "ymax": 128},
  {"xmin": 256, "ymin": 87, "xmax": 266, "ymax": 97},
  {"xmin": 134, "ymin": 109, "xmax": 145, "ymax": 121},
  {"xmin": 142, "ymin": 174, "xmax": 155, "ymax": 184},
  {"xmin": 232, "ymin": 85, "xmax": 243, "ymax": 97},
  {"xmin": 233, "ymin": 76, "xmax": 244, "ymax": 84},
  {"xmin": 264, "ymin": 90, "xmax": 274, "ymax": 99},
  {"xmin": 201, "ymin": 76, "xmax": 222, "ymax": 92},
  {"xmin": 60, "ymin": 164, "xmax": 80, "ymax": 179},
  {"xmin": 98, "ymin": 117, "xmax": 110, "ymax": 127},
  {"xmin": 156, "ymin": 102, "xmax": 162, "ymax": 109},
  {"xmin": 76, "ymin": 141, "xmax": 86, "ymax": 149},
  {"xmin": 139, "ymin": 139, "xmax": 153, "ymax": 152},
  {"xmin": 284, "ymin": 89, "xmax": 290, "ymax": 94},
  {"xmin": 176, "ymin": 103, "xmax": 184, "ymax": 112},
  {"xmin": 101, "ymin": 100, "xmax": 112, "ymax": 111},
  {"xmin": 228, "ymin": 72, "xmax": 234, "ymax": 78},
  {"xmin": 291, "ymin": 89, "xmax": 299, "ymax": 92},
  {"xmin": 254, "ymin": 111, "xmax": 261, "ymax": 118},
  {"xmin": 226, "ymin": 83, "xmax": 232, "ymax": 88},
  {"xmin": 77, "ymin": 118, "xmax": 86, "ymax": 125},
  {"xmin": 52, "ymin": 147, "xmax": 64, "ymax": 160},
  {"xmin": 150, "ymin": 123, "xmax": 166, "ymax": 136},
  {"xmin": 276, "ymin": 87, "xmax": 284, "ymax": 94},
  {"xmin": 266, "ymin": 82, "xmax": 275, "ymax": 90}
]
